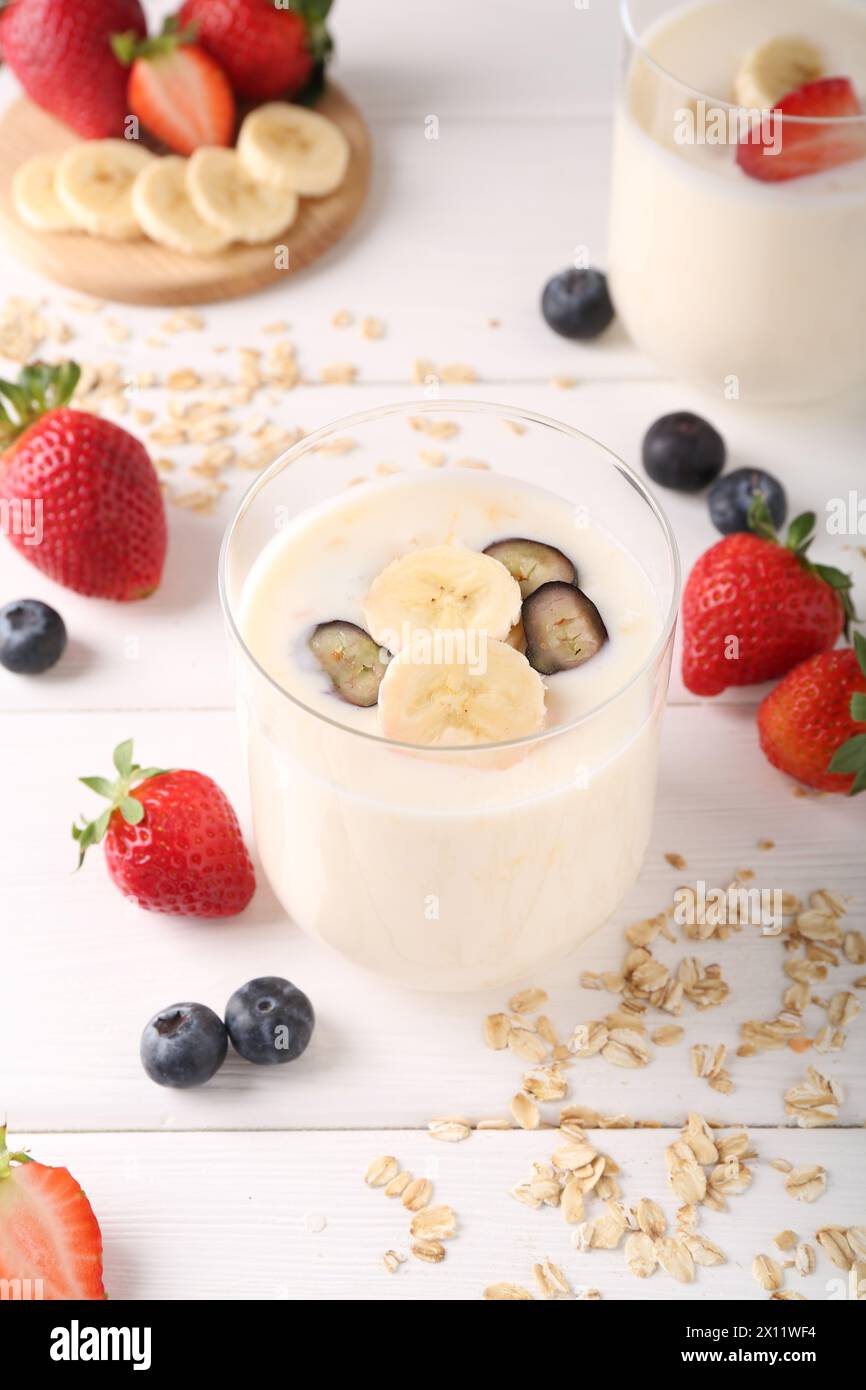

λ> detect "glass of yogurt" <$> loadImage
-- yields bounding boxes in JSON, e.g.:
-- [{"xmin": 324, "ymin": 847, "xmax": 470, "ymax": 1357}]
[
  {"xmin": 219, "ymin": 402, "xmax": 679, "ymax": 991},
  {"xmin": 609, "ymin": 0, "xmax": 866, "ymax": 403}
]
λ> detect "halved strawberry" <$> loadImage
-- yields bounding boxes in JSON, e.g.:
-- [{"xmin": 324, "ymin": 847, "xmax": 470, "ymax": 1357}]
[
  {"xmin": 112, "ymin": 20, "xmax": 235, "ymax": 156},
  {"xmin": 0, "ymin": 1126, "xmax": 106, "ymax": 1300},
  {"xmin": 736, "ymin": 76, "xmax": 866, "ymax": 182}
]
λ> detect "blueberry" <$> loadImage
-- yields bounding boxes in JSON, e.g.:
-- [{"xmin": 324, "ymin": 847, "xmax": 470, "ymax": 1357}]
[
  {"xmin": 541, "ymin": 268, "xmax": 615, "ymax": 340},
  {"xmin": 708, "ymin": 467, "xmax": 788, "ymax": 536},
  {"xmin": 225, "ymin": 976, "xmax": 314, "ymax": 1066},
  {"xmin": 140, "ymin": 1002, "xmax": 228, "ymax": 1088},
  {"xmin": 642, "ymin": 412, "xmax": 726, "ymax": 493},
  {"xmin": 0, "ymin": 599, "xmax": 66, "ymax": 674}
]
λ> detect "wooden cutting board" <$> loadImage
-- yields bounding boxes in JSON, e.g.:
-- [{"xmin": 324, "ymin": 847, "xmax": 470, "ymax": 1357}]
[{"xmin": 0, "ymin": 84, "xmax": 371, "ymax": 306}]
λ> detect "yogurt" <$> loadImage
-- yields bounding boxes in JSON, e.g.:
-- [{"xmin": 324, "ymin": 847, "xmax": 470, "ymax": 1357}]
[
  {"xmin": 608, "ymin": 0, "xmax": 866, "ymax": 402},
  {"xmin": 234, "ymin": 469, "xmax": 671, "ymax": 990}
]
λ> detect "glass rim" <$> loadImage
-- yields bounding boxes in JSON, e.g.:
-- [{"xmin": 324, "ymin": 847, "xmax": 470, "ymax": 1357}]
[
  {"xmin": 619, "ymin": 0, "xmax": 866, "ymax": 126},
  {"xmin": 218, "ymin": 398, "xmax": 681, "ymax": 755}
]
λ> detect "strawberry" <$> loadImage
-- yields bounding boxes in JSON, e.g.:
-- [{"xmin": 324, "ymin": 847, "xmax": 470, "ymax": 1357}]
[
  {"xmin": 0, "ymin": 0, "xmax": 146, "ymax": 138},
  {"xmin": 682, "ymin": 499, "xmax": 854, "ymax": 697},
  {"xmin": 758, "ymin": 635, "xmax": 866, "ymax": 795},
  {"xmin": 736, "ymin": 77, "xmax": 866, "ymax": 183},
  {"xmin": 112, "ymin": 21, "xmax": 235, "ymax": 156},
  {"xmin": 0, "ymin": 1125, "xmax": 106, "ymax": 1300},
  {"xmin": 0, "ymin": 362, "xmax": 166, "ymax": 601},
  {"xmin": 178, "ymin": 0, "xmax": 330, "ymax": 102},
  {"xmin": 74, "ymin": 739, "xmax": 256, "ymax": 918}
]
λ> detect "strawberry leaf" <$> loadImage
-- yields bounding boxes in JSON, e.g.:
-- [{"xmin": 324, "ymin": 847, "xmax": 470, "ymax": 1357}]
[
  {"xmin": 852, "ymin": 693, "xmax": 866, "ymax": 723},
  {"xmin": 73, "ymin": 740, "xmax": 170, "ymax": 867},
  {"xmin": 854, "ymin": 631, "xmax": 866, "ymax": 680},
  {"xmin": 827, "ymin": 732, "xmax": 866, "ymax": 797}
]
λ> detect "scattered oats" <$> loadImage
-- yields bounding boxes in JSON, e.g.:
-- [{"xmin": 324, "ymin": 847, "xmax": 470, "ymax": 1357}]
[
  {"xmin": 153, "ymin": 456, "xmax": 175, "ymax": 474},
  {"xmin": 652, "ymin": 1024, "xmax": 684, "ymax": 1047},
  {"xmin": 849, "ymin": 1263, "xmax": 866, "ymax": 1300},
  {"xmin": 771, "ymin": 1290, "xmax": 807, "ymax": 1300},
  {"xmin": 551, "ymin": 1139, "xmax": 598, "ymax": 1172},
  {"xmin": 483, "ymin": 1282, "xmax": 534, "ymax": 1300},
  {"xmin": 636, "ymin": 1197, "xmax": 666, "ymax": 1239},
  {"xmin": 133, "ymin": 408, "xmax": 155, "ymax": 425},
  {"xmin": 560, "ymin": 1179, "xmax": 585, "ymax": 1224},
  {"xmin": 360, "ymin": 316, "xmax": 385, "ymax": 340},
  {"xmin": 475, "ymin": 1116, "xmax": 512, "ymax": 1130},
  {"xmin": 440, "ymin": 363, "xmax": 477, "ymax": 382},
  {"xmin": 410, "ymin": 1238, "xmax": 445, "ymax": 1264},
  {"xmin": 657, "ymin": 1237, "xmax": 695, "ymax": 1284},
  {"xmin": 411, "ymin": 357, "xmax": 436, "ymax": 384},
  {"xmin": 551, "ymin": 375, "xmax": 577, "ymax": 389},
  {"xmin": 453, "ymin": 456, "xmax": 490, "ymax": 470},
  {"xmin": 522, "ymin": 1067, "xmax": 568, "ymax": 1103},
  {"xmin": 166, "ymin": 368, "xmax": 201, "ymax": 391},
  {"xmin": 331, "ymin": 309, "xmax": 353, "ymax": 328},
  {"xmin": 681, "ymin": 1113, "xmax": 719, "ymax": 1166},
  {"xmin": 590, "ymin": 1201, "xmax": 629, "ymax": 1250},
  {"xmin": 161, "ymin": 310, "xmax": 205, "ymax": 333},
  {"xmin": 784, "ymin": 1066, "xmax": 844, "ymax": 1127},
  {"xmin": 784, "ymin": 1165, "xmax": 827, "ymax": 1203},
  {"xmin": 580, "ymin": 971, "xmax": 604, "ymax": 990},
  {"xmin": 508, "ymin": 1027, "xmax": 548, "ymax": 1064},
  {"xmin": 502, "ymin": 419, "xmax": 526, "ymax": 435},
  {"xmin": 408, "ymin": 415, "xmax": 460, "ymax": 439},
  {"xmin": 419, "ymin": 448, "xmax": 446, "ymax": 467},
  {"xmin": 625, "ymin": 1231, "xmax": 657, "ymax": 1278},
  {"xmin": 410, "ymin": 1205, "xmax": 457, "ymax": 1241},
  {"xmin": 683, "ymin": 1232, "xmax": 726, "ymax": 1266},
  {"xmin": 428, "ymin": 1116, "xmax": 471, "ymax": 1143},
  {"xmin": 536, "ymin": 1015, "xmax": 558, "ymax": 1047},
  {"xmin": 364, "ymin": 1155, "xmax": 399, "ymax": 1188},
  {"xmin": 758, "ymin": 839, "xmax": 775, "ymax": 850},
  {"xmin": 827, "ymin": 990, "xmax": 859, "ymax": 1026},
  {"xmin": 849, "ymin": 1228, "xmax": 866, "ymax": 1261},
  {"xmin": 383, "ymin": 1249, "xmax": 406, "ymax": 1274},
  {"xmin": 816, "ymin": 1227, "xmax": 854, "ymax": 1271},
  {"xmin": 665, "ymin": 852, "xmax": 688, "ymax": 870},
  {"xmin": 509, "ymin": 986, "xmax": 548, "ymax": 1015},
  {"xmin": 795, "ymin": 1243, "xmax": 815, "ymax": 1276},
  {"xmin": 262, "ymin": 320, "xmax": 289, "ymax": 335},
  {"xmin": 753, "ymin": 1254, "xmax": 783, "ymax": 1291},
  {"xmin": 320, "ymin": 363, "xmax": 357, "ymax": 384},
  {"xmin": 510, "ymin": 1092, "xmax": 540, "ymax": 1130},
  {"xmin": 844, "ymin": 931, "xmax": 866, "ymax": 965},
  {"xmin": 384, "ymin": 1171, "xmax": 412, "ymax": 1199},
  {"xmin": 402, "ymin": 1177, "xmax": 432, "ymax": 1212},
  {"xmin": 104, "ymin": 317, "xmax": 131, "ymax": 342},
  {"xmin": 855, "ymin": 976, "xmax": 866, "ymax": 989},
  {"xmin": 314, "ymin": 436, "xmax": 356, "ymax": 455},
  {"xmin": 149, "ymin": 423, "xmax": 188, "ymax": 446},
  {"xmin": 665, "ymin": 1144, "xmax": 707, "ymax": 1205},
  {"xmin": 774, "ymin": 1230, "xmax": 798, "ymax": 1251},
  {"xmin": 601, "ymin": 1027, "xmax": 651, "ymax": 1068},
  {"xmin": 532, "ymin": 1257, "xmax": 572, "ymax": 1300},
  {"xmin": 771, "ymin": 1158, "xmax": 794, "ymax": 1174},
  {"xmin": 483, "ymin": 1012, "xmax": 511, "ymax": 1050}
]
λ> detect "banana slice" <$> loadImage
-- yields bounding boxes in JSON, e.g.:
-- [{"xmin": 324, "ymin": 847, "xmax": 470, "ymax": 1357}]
[
  {"xmin": 364, "ymin": 545, "xmax": 523, "ymax": 653},
  {"xmin": 132, "ymin": 157, "xmax": 231, "ymax": 256},
  {"xmin": 238, "ymin": 103, "xmax": 350, "ymax": 197},
  {"xmin": 187, "ymin": 147, "xmax": 297, "ymax": 244},
  {"xmin": 55, "ymin": 140, "xmax": 154, "ymax": 239},
  {"xmin": 734, "ymin": 36, "xmax": 822, "ymax": 110},
  {"xmin": 12, "ymin": 154, "xmax": 77, "ymax": 232},
  {"xmin": 378, "ymin": 637, "xmax": 546, "ymax": 747}
]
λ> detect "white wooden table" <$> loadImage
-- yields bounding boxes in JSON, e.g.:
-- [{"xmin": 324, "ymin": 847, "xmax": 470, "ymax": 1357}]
[{"xmin": 0, "ymin": 0, "xmax": 863, "ymax": 1302}]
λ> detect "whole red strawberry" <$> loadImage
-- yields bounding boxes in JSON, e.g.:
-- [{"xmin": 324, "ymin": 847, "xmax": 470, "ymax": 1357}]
[
  {"xmin": 0, "ymin": 1125, "xmax": 106, "ymax": 1300},
  {"xmin": 74, "ymin": 740, "xmax": 256, "ymax": 918},
  {"xmin": 682, "ymin": 501, "xmax": 853, "ymax": 697},
  {"xmin": 178, "ymin": 0, "xmax": 329, "ymax": 101},
  {"xmin": 758, "ymin": 635, "xmax": 866, "ymax": 795},
  {"xmin": 0, "ymin": 0, "xmax": 147, "ymax": 138},
  {"xmin": 0, "ymin": 362, "xmax": 166, "ymax": 601}
]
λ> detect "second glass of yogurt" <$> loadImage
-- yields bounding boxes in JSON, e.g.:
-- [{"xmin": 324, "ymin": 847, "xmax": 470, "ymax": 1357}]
[
  {"xmin": 609, "ymin": 0, "xmax": 866, "ymax": 403},
  {"xmin": 220, "ymin": 403, "xmax": 679, "ymax": 990}
]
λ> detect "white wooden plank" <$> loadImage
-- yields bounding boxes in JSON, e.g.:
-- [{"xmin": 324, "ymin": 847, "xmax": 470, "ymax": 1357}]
[
  {"xmin": 2, "ymin": 705, "xmax": 863, "ymax": 1133},
  {"xmin": 1, "ymin": 377, "xmax": 862, "ymax": 715},
  {"xmin": 8, "ymin": 1127, "xmax": 864, "ymax": 1300}
]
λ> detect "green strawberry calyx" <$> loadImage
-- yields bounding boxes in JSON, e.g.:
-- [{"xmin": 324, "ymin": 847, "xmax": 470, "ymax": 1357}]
[
  {"xmin": 111, "ymin": 17, "xmax": 197, "ymax": 66},
  {"xmin": 827, "ymin": 630, "xmax": 866, "ymax": 797},
  {"xmin": 0, "ymin": 360, "xmax": 80, "ymax": 451},
  {"xmin": 747, "ymin": 495, "xmax": 857, "ymax": 636},
  {"xmin": 72, "ymin": 740, "xmax": 169, "ymax": 869},
  {"xmin": 0, "ymin": 1124, "xmax": 32, "ymax": 1180}
]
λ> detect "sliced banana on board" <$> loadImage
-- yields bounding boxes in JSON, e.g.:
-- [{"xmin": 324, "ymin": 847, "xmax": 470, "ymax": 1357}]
[
  {"xmin": 378, "ymin": 637, "xmax": 546, "ymax": 747},
  {"xmin": 132, "ymin": 156, "xmax": 232, "ymax": 256},
  {"xmin": 55, "ymin": 139, "xmax": 154, "ymax": 239},
  {"xmin": 364, "ymin": 545, "xmax": 523, "ymax": 652},
  {"xmin": 238, "ymin": 102, "xmax": 350, "ymax": 197},
  {"xmin": 733, "ymin": 36, "xmax": 822, "ymax": 110},
  {"xmin": 12, "ymin": 153, "xmax": 77, "ymax": 232},
  {"xmin": 187, "ymin": 147, "xmax": 298, "ymax": 244}
]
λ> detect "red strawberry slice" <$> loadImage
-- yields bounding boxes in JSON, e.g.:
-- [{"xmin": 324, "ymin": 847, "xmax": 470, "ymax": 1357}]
[
  {"xmin": 737, "ymin": 77, "xmax": 866, "ymax": 182},
  {"xmin": 0, "ymin": 1126, "xmax": 106, "ymax": 1300},
  {"xmin": 112, "ymin": 22, "xmax": 235, "ymax": 156}
]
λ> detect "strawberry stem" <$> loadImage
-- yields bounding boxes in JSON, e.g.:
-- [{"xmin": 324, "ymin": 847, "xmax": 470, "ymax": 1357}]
[
  {"xmin": 0, "ymin": 361, "xmax": 80, "ymax": 449},
  {"xmin": 72, "ymin": 740, "xmax": 170, "ymax": 868},
  {"xmin": 111, "ymin": 17, "xmax": 196, "ymax": 66},
  {"xmin": 747, "ymin": 496, "xmax": 857, "ymax": 636},
  {"xmin": 0, "ymin": 1125, "xmax": 33, "ymax": 1179}
]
